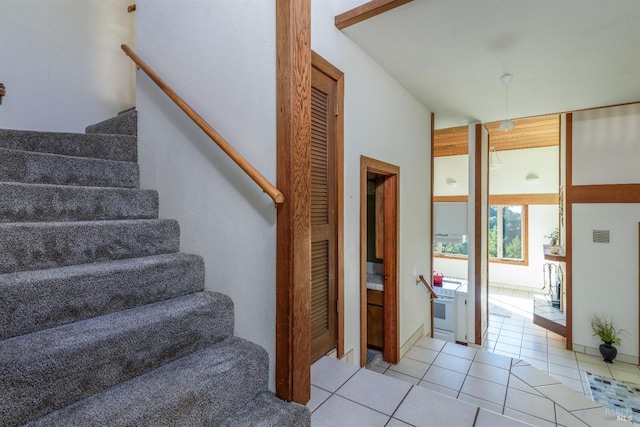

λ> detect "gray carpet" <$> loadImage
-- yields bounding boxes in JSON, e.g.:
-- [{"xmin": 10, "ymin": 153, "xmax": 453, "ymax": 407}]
[{"xmin": 1, "ymin": 111, "xmax": 310, "ymax": 426}]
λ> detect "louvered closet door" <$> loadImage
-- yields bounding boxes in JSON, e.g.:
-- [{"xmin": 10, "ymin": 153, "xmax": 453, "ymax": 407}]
[{"xmin": 310, "ymin": 66, "xmax": 337, "ymax": 363}]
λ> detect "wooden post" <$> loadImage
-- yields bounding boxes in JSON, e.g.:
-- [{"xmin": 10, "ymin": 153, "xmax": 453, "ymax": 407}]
[{"xmin": 275, "ymin": 0, "xmax": 312, "ymax": 404}]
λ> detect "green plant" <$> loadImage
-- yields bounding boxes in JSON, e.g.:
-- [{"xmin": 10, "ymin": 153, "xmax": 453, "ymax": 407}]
[
  {"xmin": 591, "ymin": 314, "xmax": 627, "ymax": 345},
  {"xmin": 544, "ymin": 227, "xmax": 559, "ymax": 246}
]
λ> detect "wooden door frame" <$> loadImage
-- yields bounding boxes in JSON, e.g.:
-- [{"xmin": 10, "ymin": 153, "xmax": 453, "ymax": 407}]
[
  {"xmin": 311, "ymin": 50, "xmax": 345, "ymax": 359},
  {"xmin": 359, "ymin": 156, "xmax": 400, "ymax": 366}
]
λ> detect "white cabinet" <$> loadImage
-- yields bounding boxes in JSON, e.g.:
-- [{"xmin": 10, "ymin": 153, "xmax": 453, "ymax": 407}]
[{"xmin": 455, "ymin": 284, "xmax": 468, "ymax": 343}]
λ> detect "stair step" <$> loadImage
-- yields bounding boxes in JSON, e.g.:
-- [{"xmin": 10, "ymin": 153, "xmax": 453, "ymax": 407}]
[
  {"xmin": 0, "ymin": 128, "xmax": 137, "ymax": 162},
  {"xmin": 220, "ymin": 391, "xmax": 311, "ymax": 427},
  {"xmin": 1, "ymin": 292, "xmax": 235, "ymax": 427},
  {"xmin": 85, "ymin": 109, "xmax": 137, "ymax": 136},
  {"xmin": 0, "ymin": 253, "xmax": 205, "ymax": 340},
  {"xmin": 25, "ymin": 337, "xmax": 266, "ymax": 427},
  {"xmin": 0, "ymin": 147, "xmax": 139, "ymax": 188},
  {"xmin": 0, "ymin": 219, "xmax": 180, "ymax": 274},
  {"xmin": 0, "ymin": 182, "xmax": 158, "ymax": 223}
]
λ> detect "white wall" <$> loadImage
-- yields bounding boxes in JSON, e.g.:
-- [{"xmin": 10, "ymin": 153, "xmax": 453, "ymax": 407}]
[
  {"xmin": 572, "ymin": 204, "xmax": 640, "ymax": 359},
  {"xmin": 571, "ymin": 104, "xmax": 640, "ymax": 359},
  {"xmin": 0, "ymin": 0, "xmax": 135, "ymax": 132},
  {"xmin": 434, "ymin": 155, "xmax": 469, "ymax": 196},
  {"xmin": 135, "ymin": 0, "xmax": 279, "ymax": 384},
  {"xmin": 313, "ymin": 0, "xmax": 433, "ymax": 363},
  {"xmin": 490, "ymin": 146, "xmax": 558, "ymax": 195},
  {"xmin": 573, "ymin": 104, "xmax": 640, "ymax": 185},
  {"xmin": 135, "ymin": 0, "xmax": 432, "ymax": 385}
]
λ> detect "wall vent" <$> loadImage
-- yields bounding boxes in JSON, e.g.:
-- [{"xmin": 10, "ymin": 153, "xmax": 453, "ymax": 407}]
[{"xmin": 592, "ymin": 230, "xmax": 610, "ymax": 244}]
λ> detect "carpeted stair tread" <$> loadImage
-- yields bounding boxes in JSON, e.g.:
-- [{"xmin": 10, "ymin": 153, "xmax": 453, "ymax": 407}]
[
  {"xmin": 0, "ymin": 182, "xmax": 158, "ymax": 223},
  {"xmin": 0, "ymin": 291, "xmax": 235, "ymax": 426},
  {"xmin": 0, "ymin": 253, "xmax": 205, "ymax": 340},
  {"xmin": 25, "ymin": 337, "xmax": 267, "ymax": 427},
  {"xmin": 219, "ymin": 391, "xmax": 311, "ymax": 427},
  {"xmin": 0, "ymin": 112, "xmax": 291, "ymax": 426},
  {"xmin": 0, "ymin": 147, "xmax": 139, "ymax": 188},
  {"xmin": 0, "ymin": 128, "xmax": 137, "ymax": 162},
  {"xmin": 0, "ymin": 219, "xmax": 180, "ymax": 274},
  {"xmin": 85, "ymin": 109, "xmax": 137, "ymax": 136}
]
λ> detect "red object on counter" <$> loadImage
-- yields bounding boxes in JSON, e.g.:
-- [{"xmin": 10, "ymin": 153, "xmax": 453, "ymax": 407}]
[{"xmin": 433, "ymin": 274, "xmax": 443, "ymax": 286}]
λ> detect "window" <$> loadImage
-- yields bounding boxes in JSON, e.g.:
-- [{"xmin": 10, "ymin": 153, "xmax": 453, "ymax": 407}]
[
  {"xmin": 433, "ymin": 235, "xmax": 468, "ymax": 256},
  {"xmin": 434, "ymin": 204, "xmax": 527, "ymax": 264},
  {"xmin": 489, "ymin": 205, "xmax": 524, "ymax": 262}
]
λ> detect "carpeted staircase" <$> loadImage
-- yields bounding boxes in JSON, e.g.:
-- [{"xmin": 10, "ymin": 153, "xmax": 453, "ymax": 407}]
[{"xmin": 0, "ymin": 110, "xmax": 310, "ymax": 426}]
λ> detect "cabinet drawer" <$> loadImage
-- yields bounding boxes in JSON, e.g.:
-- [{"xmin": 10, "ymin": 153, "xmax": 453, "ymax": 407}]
[{"xmin": 367, "ymin": 289, "xmax": 384, "ymax": 306}]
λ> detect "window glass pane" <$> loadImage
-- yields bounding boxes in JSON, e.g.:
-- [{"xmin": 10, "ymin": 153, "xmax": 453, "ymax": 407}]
[
  {"xmin": 501, "ymin": 205, "xmax": 522, "ymax": 260},
  {"xmin": 489, "ymin": 206, "xmax": 498, "ymax": 257},
  {"xmin": 488, "ymin": 205, "xmax": 523, "ymax": 261}
]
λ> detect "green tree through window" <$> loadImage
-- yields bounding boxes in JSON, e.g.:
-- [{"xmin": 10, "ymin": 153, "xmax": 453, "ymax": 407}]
[{"xmin": 489, "ymin": 205, "xmax": 523, "ymax": 260}]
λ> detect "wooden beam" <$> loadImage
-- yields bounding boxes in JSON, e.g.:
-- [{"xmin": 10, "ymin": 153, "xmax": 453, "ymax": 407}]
[
  {"xmin": 335, "ymin": 0, "xmax": 413, "ymax": 30},
  {"xmin": 570, "ymin": 184, "xmax": 640, "ymax": 204},
  {"xmin": 276, "ymin": 0, "xmax": 311, "ymax": 404},
  {"xmin": 434, "ymin": 193, "xmax": 558, "ymax": 205},
  {"xmin": 490, "ymin": 193, "xmax": 558, "ymax": 205}
]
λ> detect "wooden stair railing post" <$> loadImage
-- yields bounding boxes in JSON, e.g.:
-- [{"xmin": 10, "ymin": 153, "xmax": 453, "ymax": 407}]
[{"xmin": 121, "ymin": 44, "xmax": 284, "ymax": 205}]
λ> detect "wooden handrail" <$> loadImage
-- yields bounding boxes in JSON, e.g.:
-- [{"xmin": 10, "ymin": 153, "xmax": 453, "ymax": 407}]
[
  {"xmin": 121, "ymin": 44, "xmax": 285, "ymax": 205},
  {"xmin": 417, "ymin": 275, "xmax": 438, "ymax": 299}
]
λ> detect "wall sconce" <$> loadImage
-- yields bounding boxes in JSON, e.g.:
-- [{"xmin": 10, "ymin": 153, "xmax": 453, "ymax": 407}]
[
  {"xmin": 525, "ymin": 173, "xmax": 539, "ymax": 184},
  {"xmin": 446, "ymin": 178, "xmax": 457, "ymax": 187}
]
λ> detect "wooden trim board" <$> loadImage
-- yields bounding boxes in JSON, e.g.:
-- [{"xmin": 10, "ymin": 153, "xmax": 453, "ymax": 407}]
[
  {"xmin": 275, "ymin": 0, "xmax": 311, "ymax": 404},
  {"xmin": 335, "ymin": 0, "xmax": 413, "ymax": 30}
]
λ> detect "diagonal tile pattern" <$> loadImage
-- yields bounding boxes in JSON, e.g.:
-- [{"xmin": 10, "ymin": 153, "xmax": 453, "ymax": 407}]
[{"xmin": 309, "ymin": 286, "xmax": 640, "ymax": 426}]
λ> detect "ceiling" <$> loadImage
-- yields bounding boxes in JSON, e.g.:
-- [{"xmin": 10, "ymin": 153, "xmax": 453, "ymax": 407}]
[
  {"xmin": 434, "ymin": 114, "xmax": 560, "ymax": 157},
  {"xmin": 340, "ymin": 0, "xmax": 640, "ymax": 129}
]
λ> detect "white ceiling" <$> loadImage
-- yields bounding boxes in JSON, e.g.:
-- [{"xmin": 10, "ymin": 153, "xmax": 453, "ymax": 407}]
[{"xmin": 341, "ymin": 0, "xmax": 640, "ymax": 129}]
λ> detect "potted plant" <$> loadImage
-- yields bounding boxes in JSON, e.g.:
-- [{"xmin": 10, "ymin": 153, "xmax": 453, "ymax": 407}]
[
  {"xmin": 544, "ymin": 227, "xmax": 559, "ymax": 246},
  {"xmin": 591, "ymin": 314, "xmax": 627, "ymax": 363},
  {"xmin": 543, "ymin": 227, "xmax": 561, "ymax": 254}
]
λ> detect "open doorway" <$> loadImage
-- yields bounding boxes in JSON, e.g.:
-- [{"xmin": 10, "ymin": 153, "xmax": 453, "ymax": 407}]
[
  {"xmin": 360, "ymin": 156, "xmax": 399, "ymax": 367},
  {"xmin": 432, "ymin": 115, "xmax": 564, "ymax": 350}
]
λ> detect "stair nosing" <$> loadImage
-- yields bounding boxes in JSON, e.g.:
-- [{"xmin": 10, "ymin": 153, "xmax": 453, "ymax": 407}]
[
  {"xmin": 0, "ymin": 146, "xmax": 137, "ymax": 165},
  {"xmin": 0, "ymin": 181, "xmax": 153, "ymax": 192},
  {"xmin": 0, "ymin": 252, "xmax": 199, "ymax": 280}
]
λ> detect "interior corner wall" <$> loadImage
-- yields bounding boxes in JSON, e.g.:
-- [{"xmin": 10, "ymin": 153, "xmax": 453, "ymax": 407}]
[
  {"xmin": 135, "ymin": 0, "xmax": 279, "ymax": 387},
  {"xmin": 0, "ymin": 0, "xmax": 135, "ymax": 132},
  {"xmin": 313, "ymin": 1, "xmax": 433, "ymax": 364}
]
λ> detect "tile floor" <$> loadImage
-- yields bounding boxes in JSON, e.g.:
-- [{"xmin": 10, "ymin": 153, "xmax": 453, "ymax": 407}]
[
  {"xmin": 484, "ymin": 287, "xmax": 640, "ymax": 397},
  {"xmin": 308, "ymin": 286, "xmax": 640, "ymax": 426}
]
